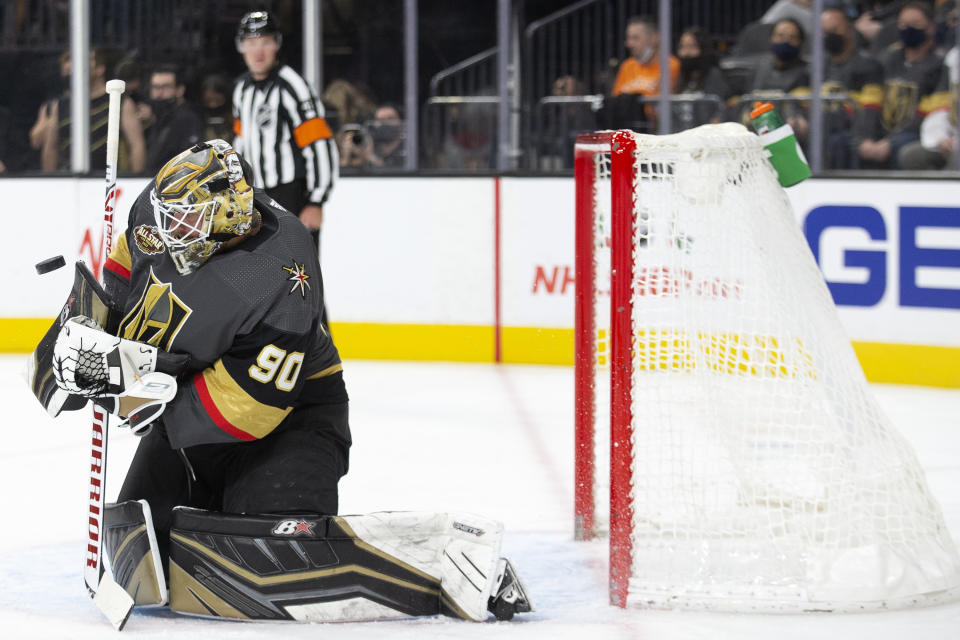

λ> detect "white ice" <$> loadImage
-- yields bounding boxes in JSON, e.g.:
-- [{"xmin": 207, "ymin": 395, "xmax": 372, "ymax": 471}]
[{"xmin": 1, "ymin": 355, "xmax": 959, "ymax": 639}]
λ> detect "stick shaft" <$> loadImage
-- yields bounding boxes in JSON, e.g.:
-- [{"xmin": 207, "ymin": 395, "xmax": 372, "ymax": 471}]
[
  {"xmin": 102, "ymin": 79, "xmax": 125, "ymax": 274},
  {"xmin": 84, "ymin": 78, "xmax": 124, "ymax": 597}
]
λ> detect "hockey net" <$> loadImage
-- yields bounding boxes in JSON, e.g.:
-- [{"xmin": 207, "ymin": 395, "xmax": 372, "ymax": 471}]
[{"xmin": 573, "ymin": 124, "xmax": 960, "ymax": 611}]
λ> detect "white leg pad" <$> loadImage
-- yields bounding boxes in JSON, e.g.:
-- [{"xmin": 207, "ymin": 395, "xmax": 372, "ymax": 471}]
[{"xmin": 340, "ymin": 511, "xmax": 504, "ymax": 621}]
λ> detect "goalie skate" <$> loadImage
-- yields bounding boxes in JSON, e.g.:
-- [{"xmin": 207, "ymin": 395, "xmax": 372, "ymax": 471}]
[{"xmin": 487, "ymin": 558, "xmax": 534, "ymax": 621}]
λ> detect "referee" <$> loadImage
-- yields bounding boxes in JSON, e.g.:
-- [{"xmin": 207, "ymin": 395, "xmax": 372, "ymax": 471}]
[{"xmin": 232, "ymin": 10, "xmax": 338, "ymax": 251}]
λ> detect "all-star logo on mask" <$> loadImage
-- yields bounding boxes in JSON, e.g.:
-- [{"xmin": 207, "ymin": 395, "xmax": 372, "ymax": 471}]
[{"xmin": 282, "ymin": 261, "xmax": 311, "ymax": 297}]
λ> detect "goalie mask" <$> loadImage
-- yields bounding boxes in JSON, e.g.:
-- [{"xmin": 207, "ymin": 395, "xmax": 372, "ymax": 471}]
[{"xmin": 151, "ymin": 140, "xmax": 255, "ymax": 275}]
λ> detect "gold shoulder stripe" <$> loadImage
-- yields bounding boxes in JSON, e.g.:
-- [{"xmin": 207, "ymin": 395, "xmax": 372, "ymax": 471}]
[
  {"xmin": 306, "ymin": 363, "xmax": 344, "ymax": 380},
  {"xmin": 202, "ymin": 360, "xmax": 292, "ymax": 439},
  {"xmin": 109, "ymin": 232, "xmax": 132, "ymax": 273}
]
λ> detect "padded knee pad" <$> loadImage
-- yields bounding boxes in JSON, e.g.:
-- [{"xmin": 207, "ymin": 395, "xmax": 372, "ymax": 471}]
[{"xmin": 103, "ymin": 499, "xmax": 167, "ymax": 606}]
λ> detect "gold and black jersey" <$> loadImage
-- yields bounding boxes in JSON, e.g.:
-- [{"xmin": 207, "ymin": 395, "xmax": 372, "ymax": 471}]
[
  {"xmin": 878, "ymin": 48, "xmax": 950, "ymax": 135},
  {"xmin": 104, "ymin": 184, "xmax": 345, "ymax": 449},
  {"xmin": 57, "ymin": 92, "xmax": 111, "ymax": 172}
]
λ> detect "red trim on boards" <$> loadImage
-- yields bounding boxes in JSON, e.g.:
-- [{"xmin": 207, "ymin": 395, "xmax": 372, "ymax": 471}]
[{"xmin": 494, "ymin": 176, "xmax": 502, "ymax": 363}]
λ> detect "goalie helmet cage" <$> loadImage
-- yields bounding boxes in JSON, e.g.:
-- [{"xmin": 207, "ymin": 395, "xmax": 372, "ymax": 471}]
[{"xmin": 573, "ymin": 125, "xmax": 960, "ymax": 611}]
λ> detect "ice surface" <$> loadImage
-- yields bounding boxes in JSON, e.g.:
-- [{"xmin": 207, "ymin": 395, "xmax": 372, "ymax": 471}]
[{"xmin": 2, "ymin": 356, "xmax": 958, "ymax": 638}]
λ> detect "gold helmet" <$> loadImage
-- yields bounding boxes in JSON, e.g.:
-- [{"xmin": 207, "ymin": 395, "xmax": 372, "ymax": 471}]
[{"xmin": 151, "ymin": 139, "xmax": 256, "ymax": 275}]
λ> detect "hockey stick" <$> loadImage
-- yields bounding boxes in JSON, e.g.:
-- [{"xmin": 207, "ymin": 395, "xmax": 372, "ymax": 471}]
[{"xmin": 84, "ymin": 78, "xmax": 135, "ymax": 631}]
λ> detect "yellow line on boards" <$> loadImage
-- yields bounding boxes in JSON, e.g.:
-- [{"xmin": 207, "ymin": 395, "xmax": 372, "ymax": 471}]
[{"xmin": 1, "ymin": 319, "xmax": 956, "ymax": 388}]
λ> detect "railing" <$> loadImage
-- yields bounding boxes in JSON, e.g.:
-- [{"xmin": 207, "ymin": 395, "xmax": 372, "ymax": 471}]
[
  {"xmin": 428, "ymin": 47, "xmax": 499, "ymax": 98},
  {"xmin": 520, "ymin": 0, "xmax": 775, "ymax": 169},
  {"xmin": 529, "ymin": 93, "xmax": 726, "ymax": 170}
]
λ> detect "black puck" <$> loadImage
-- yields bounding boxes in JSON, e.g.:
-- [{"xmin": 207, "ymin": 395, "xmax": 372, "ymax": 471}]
[{"xmin": 35, "ymin": 255, "xmax": 66, "ymax": 275}]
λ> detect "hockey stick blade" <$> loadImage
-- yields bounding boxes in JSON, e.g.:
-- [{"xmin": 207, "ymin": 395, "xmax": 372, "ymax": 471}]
[{"xmin": 92, "ymin": 573, "xmax": 135, "ymax": 631}]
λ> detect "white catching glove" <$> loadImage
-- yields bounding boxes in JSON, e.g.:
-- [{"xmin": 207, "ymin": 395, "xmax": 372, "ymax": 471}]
[
  {"xmin": 53, "ymin": 315, "xmax": 158, "ymax": 398},
  {"xmin": 52, "ymin": 316, "xmax": 184, "ymax": 437}
]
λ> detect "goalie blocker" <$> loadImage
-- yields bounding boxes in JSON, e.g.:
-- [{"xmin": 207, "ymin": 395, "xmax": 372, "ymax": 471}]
[{"xmin": 104, "ymin": 504, "xmax": 532, "ymax": 622}]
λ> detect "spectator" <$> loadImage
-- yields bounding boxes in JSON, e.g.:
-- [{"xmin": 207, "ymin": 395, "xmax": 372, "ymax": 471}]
[
  {"xmin": 855, "ymin": 2, "xmax": 897, "ymax": 45},
  {"xmin": 437, "ymin": 100, "xmax": 495, "ymax": 170},
  {"xmin": 751, "ymin": 18, "xmax": 810, "ymax": 94},
  {"xmin": 338, "ymin": 104, "xmax": 406, "ymax": 169},
  {"xmin": 538, "ymin": 75, "xmax": 595, "ymax": 169},
  {"xmin": 859, "ymin": 1, "xmax": 949, "ymax": 168},
  {"xmin": 29, "ymin": 47, "xmax": 145, "ymax": 173},
  {"xmin": 322, "ymin": 79, "xmax": 376, "ymax": 139},
  {"xmin": 611, "ymin": 16, "xmax": 679, "ymax": 98},
  {"xmin": 115, "ymin": 55, "xmax": 151, "ymax": 134},
  {"xmin": 790, "ymin": 7, "xmax": 886, "ymax": 168},
  {"xmin": 200, "ymin": 73, "xmax": 233, "ymax": 142},
  {"xmin": 142, "ymin": 64, "xmax": 204, "ymax": 173},
  {"xmin": 899, "ymin": 45, "xmax": 958, "ymax": 168},
  {"xmin": 367, "ymin": 104, "xmax": 406, "ymax": 168},
  {"xmin": 115, "ymin": 56, "xmax": 145, "ymax": 112},
  {"xmin": 603, "ymin": 16, "xmax": 679, "ymax": 132},
  {"xmin": 761, "ymin": 0, "xmax": 814, "ymax": 33},
  {"xmin": 935, "ymin": 0, "xmax": 957, "ymax": 50},
  {"xmin": 28, "ymin": 50, "xmax": 71, "ymax": 171},
  {"xmin": 233, "ymin": 10, "xmax": 338, "ymax": 251},
  {"xmin": 674, "ymin": 26, "xmax": 731, "ymax": 130}
]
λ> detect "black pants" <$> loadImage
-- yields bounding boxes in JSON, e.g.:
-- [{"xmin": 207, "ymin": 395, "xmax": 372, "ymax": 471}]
[{"xmin": 118, "ymin": 402, "xmax": 350, "ymax": 567}]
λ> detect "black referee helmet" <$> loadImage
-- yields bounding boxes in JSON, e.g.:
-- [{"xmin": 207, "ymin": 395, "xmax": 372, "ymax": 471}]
[{"xmin": 235, "ymin": 10, "xmax": 282, "ymax": 51}]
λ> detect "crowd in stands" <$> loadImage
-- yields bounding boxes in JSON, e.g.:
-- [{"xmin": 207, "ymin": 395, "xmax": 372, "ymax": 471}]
[
  {"xmin": 5, "ymin": 0, "xmax": 959, "ymax": 175},
  {"xmin": 13, "ymin": 46, "xmax": 408, "ymax": 176},
  {"xmin": 581, "ymin": 0, "xmax": 957, "ymax": 171}
]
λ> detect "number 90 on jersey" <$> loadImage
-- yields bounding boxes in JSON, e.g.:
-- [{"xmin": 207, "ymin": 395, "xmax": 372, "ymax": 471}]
[{"xmin": 248, "ymin": 345, "xmax": 304, "ymax": 391}]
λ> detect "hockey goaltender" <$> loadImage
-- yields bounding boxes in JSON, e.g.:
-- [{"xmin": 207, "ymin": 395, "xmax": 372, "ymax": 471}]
[{"xmin": 25, "ymin": 139, "xmax": 532, "ymax": 623}]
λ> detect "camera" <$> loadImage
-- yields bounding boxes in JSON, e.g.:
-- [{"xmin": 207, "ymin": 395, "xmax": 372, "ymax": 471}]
[{"xmin": 342, "ymin": 124, "xmax": 367, "ymax": 146}]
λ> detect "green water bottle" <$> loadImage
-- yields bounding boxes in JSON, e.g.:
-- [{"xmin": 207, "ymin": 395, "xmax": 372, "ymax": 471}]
[{"xmin": 749, "ymin": 101, "xmax": 811, "ymax": 187}]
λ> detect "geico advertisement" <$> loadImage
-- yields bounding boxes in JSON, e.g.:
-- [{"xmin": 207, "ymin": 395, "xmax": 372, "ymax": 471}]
[{"xmin": 502, "ymin": 178, "xmax": 960, "ymax": 347}]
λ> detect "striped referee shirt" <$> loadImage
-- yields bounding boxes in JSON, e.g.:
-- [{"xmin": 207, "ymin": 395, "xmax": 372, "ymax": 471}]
[{"xmin": 232, "ymin": 65, "xmax": 338, "ymax": 206}]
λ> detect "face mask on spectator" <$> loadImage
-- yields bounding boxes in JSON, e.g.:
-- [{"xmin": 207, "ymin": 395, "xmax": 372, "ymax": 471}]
[
  {"xmin": 824, "ymin": 32, "xmax": 846, "ymax": 55},
  {"xmin": 899, "ymin": 26, "xmax": 928, "ymax": 48},
  {"xmin": 679, "ymin": 55, "xmax": 707, "ymax": 74},
  {"xmin": 150, "ymin": 97, "xmax": 177, "ymax": 120},
  {"xmin": 771, "ymin": 42, "xmax": 800, "ymax": 62},
  {"xmin": 636, "ymin": 47, "xmax": 655, "ymax": 64},
  {"xmin": 371, "ymin": 122, "xmax": 402, "ymax": 146}
]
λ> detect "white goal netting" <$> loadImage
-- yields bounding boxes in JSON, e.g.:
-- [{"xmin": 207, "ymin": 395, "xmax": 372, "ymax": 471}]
[{"xmin": 574, "ymin": 124, "xmax": 960, "ymax": 611}]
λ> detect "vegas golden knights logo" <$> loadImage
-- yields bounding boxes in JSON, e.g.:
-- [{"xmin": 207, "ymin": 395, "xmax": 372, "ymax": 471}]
[
  {"xmin": 881, "ymin": 80, "xmax": 919, "ymax": 132},
  {"xmin": 119, "ymin": 267, "xmax": 192, "ymax": 351}
]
